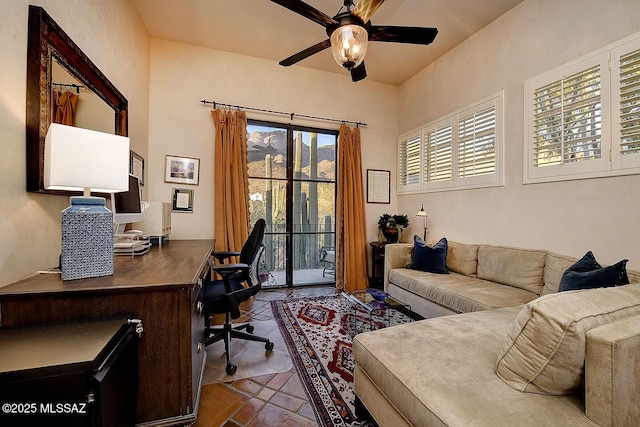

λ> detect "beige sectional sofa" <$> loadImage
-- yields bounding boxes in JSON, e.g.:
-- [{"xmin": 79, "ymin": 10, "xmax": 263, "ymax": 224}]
[{"xmin": 353, "ymin": 241, "xmax": 640, "ymax": 426}]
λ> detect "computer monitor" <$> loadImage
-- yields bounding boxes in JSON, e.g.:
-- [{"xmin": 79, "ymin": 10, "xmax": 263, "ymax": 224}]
[{"xmin": 112, "ymin": 174, "xmax": 142, "ymax": 234}]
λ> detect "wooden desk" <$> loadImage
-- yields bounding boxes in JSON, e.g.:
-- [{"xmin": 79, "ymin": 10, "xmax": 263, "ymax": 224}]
[{"xmin": 0, "ymin": 239, "xmax": 213, "ymax": 426}]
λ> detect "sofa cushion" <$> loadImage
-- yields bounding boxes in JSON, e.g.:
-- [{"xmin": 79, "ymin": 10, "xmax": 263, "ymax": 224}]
[
  {"xmin": 407, "ymin": 236, "xmax": 449, "ymax": 274},
  {"xmin": 477, "ymin": 245, "xmax": 546, "ymax": 294},
  {"xmin": 495, "ymin": 283, "xmax": 640, "ymax": 395},
  {"xmin": 389, "ymin": 269, "xmax": 538, "ymax": 313},
  {"xmin": 446, "ymin": 241, "xmax": 479, "ymax": 277},
  {"xmin": 558, "ymin": 252, "xmax": 629, "ymax": 291},
  {"xmin": 542, "ymin": 252, "xmax": 578, "ymax": 295}
]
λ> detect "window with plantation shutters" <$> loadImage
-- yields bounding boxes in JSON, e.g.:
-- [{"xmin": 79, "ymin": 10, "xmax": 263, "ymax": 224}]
[
  {"xmin": 398, "ymin": 92, "xmax": 503, "ymax": 194},
  {"xmin": 525, "ymin": 53, "xmax": 609, "ymax": 182},
  {"xmin": 525, "ymin": 32, "xmax": 640, "ymax": 183},
  {"xmin": 533, "ymin": 65, "xmax": 602, "ymax": 168}
]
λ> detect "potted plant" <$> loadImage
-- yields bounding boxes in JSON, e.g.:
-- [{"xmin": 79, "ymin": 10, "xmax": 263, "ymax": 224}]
[{"xmin": 378, "ymin": 214, "xmax": 409, "ymax": 243}]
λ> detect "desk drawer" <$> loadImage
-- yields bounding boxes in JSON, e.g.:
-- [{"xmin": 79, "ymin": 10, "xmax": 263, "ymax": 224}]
[{"xmin": 189, "ymin": 282, "xmax": 206, "ymax": 414}]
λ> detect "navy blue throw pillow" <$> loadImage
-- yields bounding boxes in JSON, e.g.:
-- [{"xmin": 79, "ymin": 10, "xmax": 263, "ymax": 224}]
[
  {"xmin": 407, "ymin": 235, "xmax": 449, "ymax": 274},
  {"xmin": 558, "ymin": 251, "xmax": 629, "ymax": 292}
]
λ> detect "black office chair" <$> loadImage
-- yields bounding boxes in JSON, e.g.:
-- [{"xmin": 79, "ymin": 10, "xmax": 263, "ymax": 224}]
[{"xmin": 203, "ymin": 219, "xmax": 273, "ymax": 375}]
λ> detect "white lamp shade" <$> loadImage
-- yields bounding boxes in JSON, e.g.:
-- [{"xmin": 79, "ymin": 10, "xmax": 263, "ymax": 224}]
[{"xmin": 44, "ymin": 123, "xmax": 130, "ymax": 193}]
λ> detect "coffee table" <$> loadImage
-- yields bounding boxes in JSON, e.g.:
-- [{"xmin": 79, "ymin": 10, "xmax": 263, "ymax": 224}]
[{"xmin": 340, "ymin": 289, "xmax": 412, "ymax": 336}]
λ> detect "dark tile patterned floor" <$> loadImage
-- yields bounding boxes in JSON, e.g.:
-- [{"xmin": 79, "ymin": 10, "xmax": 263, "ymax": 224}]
[{"xmin": 194, "ymin": 285, "xmax": 339, "ymax": 427}]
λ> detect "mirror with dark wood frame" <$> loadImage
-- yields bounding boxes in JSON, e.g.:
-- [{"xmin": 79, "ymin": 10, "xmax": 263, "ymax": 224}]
[{"xmin": 26, "ymin": 5, "xmax": 128, "ymax": 194}]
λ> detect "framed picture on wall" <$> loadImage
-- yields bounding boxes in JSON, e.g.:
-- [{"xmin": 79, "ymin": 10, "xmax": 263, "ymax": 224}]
[
  {"xmin": 172, "ymin": 188, "xmax": 194, "ymax": 213},
  {"xmin": 367, "ymin": 169, "xmax": 390, "ymax": 204},
  {"xmin": 165, "ymin": 155, "xmax": 200, "ymax": 185},
  {"xmin": 130, "ymin": 150, "xmax": 144, "ymax": 186}
]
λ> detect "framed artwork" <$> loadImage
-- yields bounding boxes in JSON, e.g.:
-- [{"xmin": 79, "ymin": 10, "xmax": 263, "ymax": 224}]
[
  {"xmin": 172, "ymin": 188, "xmax": 194, "ymax": 213},
  {"xmin": 165, "ymin": 155, "xmax": 200, "ymax": 185},
  {"xmin": 130, "ymin": 150, "xmax": 144, "ymax": 186},
  {"xmin": 366, "ymin": 169, "xmax": 390, "ymax": 204}
]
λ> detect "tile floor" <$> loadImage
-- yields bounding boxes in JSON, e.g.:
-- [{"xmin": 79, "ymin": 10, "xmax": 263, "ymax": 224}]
[{"xmin": 194, "ymin": 285, "xmax": 339, "ymax": 427}]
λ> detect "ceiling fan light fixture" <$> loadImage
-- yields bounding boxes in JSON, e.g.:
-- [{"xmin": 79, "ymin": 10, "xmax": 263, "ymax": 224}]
[{"xmin": 330, "ymin": 24, "xmax": 368, "ymax": 71}]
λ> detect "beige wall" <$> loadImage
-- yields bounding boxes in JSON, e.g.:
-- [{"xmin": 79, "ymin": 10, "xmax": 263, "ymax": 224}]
[
  {"xmin": 397, "ymin": 0, "xmax": 640, "ymax": 269},
  {"xmin": 147, "ymin": 39, "xmax": 398, "ymax": 241},
  {"xmin": 0, "ymin": 0, "xmax": 149, "ymax": 286}
]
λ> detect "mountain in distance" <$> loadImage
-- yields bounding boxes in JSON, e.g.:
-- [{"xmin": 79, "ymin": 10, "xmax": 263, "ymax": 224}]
[{"xmin": 247, "ymin": 130, "xmax": 335, "ymax": 166}]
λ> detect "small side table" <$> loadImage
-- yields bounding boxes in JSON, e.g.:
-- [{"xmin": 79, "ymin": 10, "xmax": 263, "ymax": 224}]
[
  {"xmin": 369, "ymin": 241, "xmax": 387, "ymax": 289},
  {"xmin": 0, "ymin": 318, "xmax": 140, "ymax": 427}
]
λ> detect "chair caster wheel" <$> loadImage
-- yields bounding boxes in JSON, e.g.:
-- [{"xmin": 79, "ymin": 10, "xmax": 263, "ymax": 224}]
[
  {"xmin": 265, "ymin": 341, "xmax": 274, "ymax": 351},
  {"xmin": 226, "ymin": 363, "xmax": 237, "ymax": 375},
  {"xmin": 246, "ymin": 324, "xmax": 255, "ymax": 334}
]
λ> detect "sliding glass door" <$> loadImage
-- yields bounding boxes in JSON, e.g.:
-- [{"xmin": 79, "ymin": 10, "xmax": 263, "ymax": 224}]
[{"xmin": 247, "ymin": 120, "xmax": 337, "ymax": 287}]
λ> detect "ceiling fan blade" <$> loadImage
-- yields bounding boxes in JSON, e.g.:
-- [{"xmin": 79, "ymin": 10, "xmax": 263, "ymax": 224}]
[
  {"xmin": 270, "ymin": 0, "xmax": 337, "ymax": 27},
  {"xmin": 279, "ymin": 39, "xmax": 331, "ymax": 66},
  {"xmin": 369, "ymin": 26, "xmax": 438, "ymax": 45},
  {"xmin": 352, "ymin": 0, "xmax": 385, "ymax": 23},
  {"xmin": 350, "ymin": 61, "xmax": 367, "ymax": 82}
]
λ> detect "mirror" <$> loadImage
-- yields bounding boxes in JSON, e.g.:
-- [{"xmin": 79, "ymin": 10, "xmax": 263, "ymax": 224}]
[
  {"xmin": 51, "ymin": 59, "xmax": 115, "ymax": 133},
  {"xmin": 26, "ymin": 6, "xmax": 128, "ymax": 194}
]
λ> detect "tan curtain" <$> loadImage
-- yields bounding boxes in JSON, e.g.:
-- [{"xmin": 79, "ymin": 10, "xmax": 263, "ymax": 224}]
[
  {"xmin": 212, "ymin": 109, "xmax": 250, "ymax": 254},
  {"xmin": 336, "ymin": 124, "xmax": 368, "ymax": 291},
  {"xmin": 52, "ymin": 90, "xmax": 79, "ymax": 125}
]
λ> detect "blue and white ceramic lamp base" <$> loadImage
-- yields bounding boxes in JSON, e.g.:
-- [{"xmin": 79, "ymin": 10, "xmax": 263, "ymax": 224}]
[{"xmin": 60, "ymin": 196, "xmax": 114, "ymax": 281}]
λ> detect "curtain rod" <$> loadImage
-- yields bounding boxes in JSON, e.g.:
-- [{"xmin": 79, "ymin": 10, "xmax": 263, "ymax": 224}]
[
  {"xmin": 53, "ymin": 82, "xmax": 84, "ymax": 94},
  {"xmin": 200, "ymin": 99, "xmax": 367, "ymax": 128}
]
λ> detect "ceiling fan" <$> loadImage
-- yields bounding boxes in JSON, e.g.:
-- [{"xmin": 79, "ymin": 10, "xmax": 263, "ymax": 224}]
[{"xmin": 271, "ymin": 0, "xmax": 438, "ymax": 82}]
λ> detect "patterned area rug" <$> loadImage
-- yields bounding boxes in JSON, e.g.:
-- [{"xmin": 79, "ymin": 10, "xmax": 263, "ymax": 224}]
[{"xmin": 271, "ymin": 294, "xmax": 412, "ymax": 427}]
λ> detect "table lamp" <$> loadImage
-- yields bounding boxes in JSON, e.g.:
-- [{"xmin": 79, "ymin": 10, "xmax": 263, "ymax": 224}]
[
  {"xmin": 45, "ymin": 123, "xmax": 130, "ymax": 280},
  {"xmin": 416, "ymin": 204, "xmax": 428, "ymax": 241}
]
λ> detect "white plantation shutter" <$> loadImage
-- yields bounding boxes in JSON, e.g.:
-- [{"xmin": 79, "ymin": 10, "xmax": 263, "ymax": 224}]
[
  {"xmin": 458, "ymin": 106, "xmax": 496, "ymax": 178},
  {"xmin": 533, "ymin": 79, "xmax": 563, "ymax": 167},
  {"xmin": 424, "ymin": 122, "xmax": 452, "ymax": 187},
  {"xmin": 398, "ymin": 132, "xmax": 421, "ymax": 192},
  {"xmin": 613, "ymin": 37, "xmax": 640, "ymax": 170},
  {"xmin": 620, "ymin": 50, "xmax": 640, "ymax": 155},
  {"xmin": 561, "ymin": 65, "xmax": 602, "ymax": 163}
]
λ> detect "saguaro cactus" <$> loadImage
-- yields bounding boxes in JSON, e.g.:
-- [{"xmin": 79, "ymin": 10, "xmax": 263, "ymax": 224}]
[{"xmin": 324, "ymin": 215, "xmax": 333, "ymax": 249}]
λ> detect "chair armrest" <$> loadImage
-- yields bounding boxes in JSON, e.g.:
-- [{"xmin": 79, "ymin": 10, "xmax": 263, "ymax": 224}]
[
  {"xmin": 212, "ymin": 263, "xmax": 249, "ymax": 276},
  {"xmin": 211, "ymin": 250, "xmax": 241, "ymax": 263}
]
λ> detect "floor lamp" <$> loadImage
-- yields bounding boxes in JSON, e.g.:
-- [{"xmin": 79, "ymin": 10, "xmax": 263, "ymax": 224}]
[
  {"xmin": 45, "ymin": 123, "xmax": 130, "ymax": 280},
  {"xmin": 416, "ymin": 204, "xmax": 428, "ymax": 241}
]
